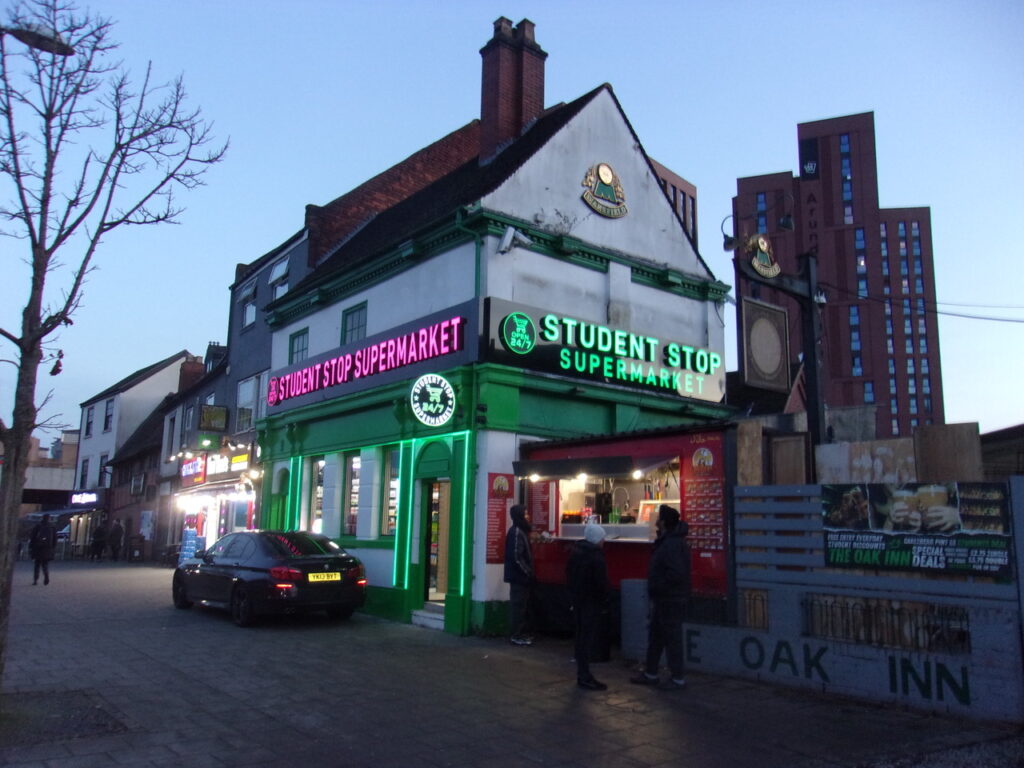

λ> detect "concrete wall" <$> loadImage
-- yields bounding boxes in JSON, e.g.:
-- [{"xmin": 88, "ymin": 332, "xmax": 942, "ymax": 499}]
[{"xmin": 623, "ymin": 480, "xmax": 1024, "ymax": 723}]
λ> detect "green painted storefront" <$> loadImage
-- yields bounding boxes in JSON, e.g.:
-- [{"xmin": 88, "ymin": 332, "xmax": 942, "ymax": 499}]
[{"xmin": 257, "ymin": 361, "xmax": 733, "ymax": 636}]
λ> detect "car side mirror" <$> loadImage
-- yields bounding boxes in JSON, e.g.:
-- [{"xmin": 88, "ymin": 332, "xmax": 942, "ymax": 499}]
[{"xmin": 194, "ymin": 548, "xmax": 207, "ymax": 560}]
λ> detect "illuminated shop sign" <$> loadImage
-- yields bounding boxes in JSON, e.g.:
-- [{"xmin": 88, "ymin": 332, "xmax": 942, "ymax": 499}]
[
  {"xmin": 181, "ymin": 454, "xmax": 207, "ymax": 486},
  {"xmin": 268, "ymin": 315, "xmax": 466, "ymax": 408},
  {"xmin": 410, "ymin": 373, "xmax": 456, "ymax": 427},
  {"xmin": 71, "ymin": 491, "xmax": 99, "ymax": 506},
  {"xmin": 489, "ymin": 300, "xmax": 724, "ymax": 402}
]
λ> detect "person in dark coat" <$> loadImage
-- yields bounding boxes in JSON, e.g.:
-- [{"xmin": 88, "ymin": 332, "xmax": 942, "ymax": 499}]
[
  {"xmin": 29, "ymin": 514, "xmax": 57, "ymax": 585},
  {"xmin": 107, "ymin": 518, "xmax": 125, "ymax": 562},
  {"xmin": 503, "ymin": 504, "xmax": 535, "ymax": 646},
  {"xmin": 90, "ymin": 520, "xmax": 108, "ymax": 561},
  {"xmin": 566, "ymin": 523, "xmax": 610, "ymax": 691},
  {"xmin": 631, "ymin": 504, "xmax": 692, "ymax": 690}
]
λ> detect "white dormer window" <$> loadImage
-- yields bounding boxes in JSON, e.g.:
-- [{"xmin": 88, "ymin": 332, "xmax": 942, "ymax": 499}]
[
  {"xmin": 238, "ymin": 280, "xmax": 257, "ymax": 328},
  {"xmin": 269, "ymin": 258, "xmax": 289, "ymax": 299}
]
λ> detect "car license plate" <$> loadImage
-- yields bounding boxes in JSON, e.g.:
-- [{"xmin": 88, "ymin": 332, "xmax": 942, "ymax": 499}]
[{"xmin": 308, "ymin": 572, "xmax": 341, "ymax": 582}]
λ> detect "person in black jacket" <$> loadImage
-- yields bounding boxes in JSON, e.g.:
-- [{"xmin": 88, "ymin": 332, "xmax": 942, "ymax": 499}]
[
  {"xmin": 566, "ymin": 523, "xmax": 609, "ymax": 691},
  {"xmin": 107, "ymin": 518, "xmax": 125, "ymax": 562},
  {"xmin": 631, "ymin": 504, "xmax": 691, "ymax": 690},
  {"xmin": 503, "ymin": 504, "xmax": 535, "ymax": 646},
  {"xmin": 29, "ymin": 514, "xmax": 57, "ymax": 585}
]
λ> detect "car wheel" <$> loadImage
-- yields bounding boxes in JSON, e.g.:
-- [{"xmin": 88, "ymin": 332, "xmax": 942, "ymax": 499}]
[
  {"xmin": 326, "ymin": 605, "xmax": 354, "ymax": 621},
  {"xmin": 231, "ymin": 586, "xmax": 256, "ymax": 627},
  {"xmin": 172, "ymin": 575, "xmax": 193, "ymax": 609}
]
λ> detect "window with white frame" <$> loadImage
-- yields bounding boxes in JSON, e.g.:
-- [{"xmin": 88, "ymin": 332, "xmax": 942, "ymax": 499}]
[{"xmin": 269, "ymin": 258, "xmax": 289, "ymax": 300}]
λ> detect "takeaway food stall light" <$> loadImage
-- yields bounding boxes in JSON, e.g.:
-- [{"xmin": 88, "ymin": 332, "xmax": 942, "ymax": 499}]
[
  {"xmin": 529, "ymin": 473, "xmax": 540, "ymax": 483},
  {"xmin": 632, "ymin": 469, "xmax": 643, "ymax": 480},
  {"xmin": 577, "ymin": 473, "xmax": 587, "ymax": 483}
]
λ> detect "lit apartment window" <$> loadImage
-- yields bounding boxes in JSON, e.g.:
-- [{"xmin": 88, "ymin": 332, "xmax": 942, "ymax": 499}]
[
  {"xmin": 852, "ymin": 354, "xmax": 862, "ymax": 377},
  {"xmin": 844, "ymin": 205, "xmax": 854, "ymax": 225},
  {"xmin": 841, "ymin": 156, "xmax": 852, "ymax": 180},
  {"xmin": 851, "ymin": 330, "xmax": 861, "ymax": 351},
  {"xmin": 856, "ymin": 254, "xmax": 867, "ymax": 274},
  {"xmin": 884, "ymin": 300, "xmax": 892, "ymax": 316},
  {"xmin": 342, "ymin": 303, "xmax": 367, "ymax": 344},
  {"xmin": 858, "ymin": 278, "xmax": 868, "ymax": 298},
  {"xmin": 901, "ymin": 278, "xmax": 910, "ymax": 294},
  {"xmin": 289, "ymin": 329, "xmax": 309, "ymax": 364},
  {"xmin": 842, "ymin": 180, "xmax": 853, "ymax": 202},
  {"xmin": 911, "ymin": 221, "xmax": 920, "ymax": 236},
  {"xmin": 864, "ymin": 382, "xmax": 875, "ymax": 403},
  {"xmin": 849, "ymin": 306, "xmax": 860, "ymax": 326}
]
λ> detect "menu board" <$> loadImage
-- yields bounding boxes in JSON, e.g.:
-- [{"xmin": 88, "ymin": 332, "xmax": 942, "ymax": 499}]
[
  {"xmin": 486, "ymin": 473, "xmax": 515, "ymax": 564},
  {"xmin": 679, "ymin": 432, "xmax": 727, "ymax": 596},
  {"xmin": 821, "ymin": 482, "xmax": 1012, "ymax": 578}
]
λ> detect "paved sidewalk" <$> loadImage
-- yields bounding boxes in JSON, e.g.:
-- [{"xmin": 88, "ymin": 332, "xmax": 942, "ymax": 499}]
[{"xmin": 1, "ymin": 560, "xmax": 1021, "ymax": 767}]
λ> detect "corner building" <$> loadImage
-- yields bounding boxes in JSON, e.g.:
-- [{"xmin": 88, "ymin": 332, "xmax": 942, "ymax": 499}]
[
  {"xmin": 258, "ymin": 19, "xmax": 733, "ymax": 635},
  {"xmin": 733, "ymin": 112, "xmax": 944, "ymax": 438}
]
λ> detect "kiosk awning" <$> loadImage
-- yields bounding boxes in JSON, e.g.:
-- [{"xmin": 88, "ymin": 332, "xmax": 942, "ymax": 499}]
[{"xmin": 514, "ymin": 455, "xmax": 674, "ymax": 479}]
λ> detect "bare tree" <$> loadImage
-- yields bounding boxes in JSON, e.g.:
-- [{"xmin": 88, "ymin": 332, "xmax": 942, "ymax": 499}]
[{"xmin": 0, "ymin": 0, "xmax": 226, "ymax": 685}]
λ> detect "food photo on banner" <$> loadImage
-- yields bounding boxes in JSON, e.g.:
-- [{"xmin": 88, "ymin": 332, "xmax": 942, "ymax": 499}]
[{"xmin": 820, "ymin": 483, "xmax": 1012, "ymax": 578}]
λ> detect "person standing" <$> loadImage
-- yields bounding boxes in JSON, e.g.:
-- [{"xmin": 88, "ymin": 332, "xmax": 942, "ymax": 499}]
[
  {"xmin": 29, "ymin": 514, "xmax": 57, "ymax": 585},
  {"xmin": 503, "ymin": 504, "xmax": 535, "ymax": 646},
  {"xmin": 566, "ymin": 523, "xmax": 610, "ymax": 691},
  {"xmin": 107, "ymin": 518, "xmax": 125, "ymax": 562},
  {"xmin": 90, "ymin": 519, "xmax": 108, "ymax": 561},
  {"xmin": 631, "ymin": 504, "xmax": 691, "ymax": 690}
]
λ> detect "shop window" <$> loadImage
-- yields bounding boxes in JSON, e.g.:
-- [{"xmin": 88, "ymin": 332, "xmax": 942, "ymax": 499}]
[
  {"xmin": 343, "ymin": 452, "xmax": 361, "ymax": 536},
  {"xmin": 289, "ymin": 329, "xmax": 309, "ymax": 365},
  {"xmin": 310, "ymin": 456, "xmax": 325, "ymax": 534},
  {"xmin": 381, "ymin": 447, "xmax": 400, "ymax": 536}
]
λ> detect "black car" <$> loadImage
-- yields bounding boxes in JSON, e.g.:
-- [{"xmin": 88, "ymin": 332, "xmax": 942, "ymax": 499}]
[{"xmin": 172, "ymin": 530, "xmax": 367, "ymax": 626}]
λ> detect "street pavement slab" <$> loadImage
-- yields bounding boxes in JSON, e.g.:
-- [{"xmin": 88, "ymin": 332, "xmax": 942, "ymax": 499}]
[{"xmin": 2, "ymin": 560, "xmax": 1021, "ymax": 767}]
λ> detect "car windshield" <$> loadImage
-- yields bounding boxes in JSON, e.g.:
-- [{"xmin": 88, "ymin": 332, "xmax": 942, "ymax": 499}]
[{"xmin": 264, "ymin": 532, "xmax": 342, "ymax": 557}]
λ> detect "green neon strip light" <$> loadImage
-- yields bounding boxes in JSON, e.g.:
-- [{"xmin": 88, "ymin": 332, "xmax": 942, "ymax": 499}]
[
  {"xmin": 459, "ymin": 430, "xmax": 473, "ymax": 596},
  {"xmin": 401, "ymin": 438, "xmax": 419, "ymax": 590}
]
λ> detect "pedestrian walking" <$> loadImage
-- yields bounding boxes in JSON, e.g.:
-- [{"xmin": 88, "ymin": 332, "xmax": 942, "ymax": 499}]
[
  {"xmin": 107, "ymin": 518, "xmax": 125, "ymax": 562},
  {"xmin": 90, "ymin": 519, "xmax": 108, "ymax": 561},
  {"xmin": 503, "ymin": 504, "xmax": 535, "ymax": 646},
  {"xmin": 29, "ymin": 513, "xmax": 57, "ymax": 585},
  {"xmin": 567, "ymin": 522, "xmax": 609, "ymax": 691},
  {"xmin": 631, "ymin": 504, "xmax": 691, "ymax": 690}
]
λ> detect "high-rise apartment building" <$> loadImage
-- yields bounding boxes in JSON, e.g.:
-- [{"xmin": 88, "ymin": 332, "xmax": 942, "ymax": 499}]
[{"xmin": 732, "ymin": 112, "xmax": 944, "ymax": 439}]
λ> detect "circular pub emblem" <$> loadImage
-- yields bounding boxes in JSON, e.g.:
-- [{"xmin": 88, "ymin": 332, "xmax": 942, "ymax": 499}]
[
  {"xmin": 500, "ymin": 312, "xmax": 537, "ymax": 355},
  {"xmin": 410, "ymin": 374, "xmax": 456, "ymax": 427}
]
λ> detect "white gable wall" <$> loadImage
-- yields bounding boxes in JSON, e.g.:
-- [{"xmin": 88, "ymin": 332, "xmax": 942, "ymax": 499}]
[{"xmin": 482, "ymin": 89, "xmax": 708, "ymax": 278}]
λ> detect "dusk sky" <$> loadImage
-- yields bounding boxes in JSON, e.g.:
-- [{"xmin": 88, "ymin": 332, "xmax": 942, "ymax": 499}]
[{"xmin": 2, "ymin": 0, "xmax": 1021, "ymax": 444}]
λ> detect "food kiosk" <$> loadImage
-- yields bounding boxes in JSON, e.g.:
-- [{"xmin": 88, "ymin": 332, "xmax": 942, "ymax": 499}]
[{"xmin": 515, "ymin": 425, "xmax": 735, "ymax": 634}]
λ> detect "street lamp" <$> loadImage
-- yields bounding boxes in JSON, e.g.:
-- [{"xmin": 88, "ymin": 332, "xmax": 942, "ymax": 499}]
[{"xmin": 0, "ymin": 22, "xmax": 75, "ymax": 56}]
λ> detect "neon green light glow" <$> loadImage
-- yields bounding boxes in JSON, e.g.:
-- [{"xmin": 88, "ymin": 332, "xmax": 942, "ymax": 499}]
[{"xmin": 458, "ymin": 430, "xmax": 473, "ymax": 597}]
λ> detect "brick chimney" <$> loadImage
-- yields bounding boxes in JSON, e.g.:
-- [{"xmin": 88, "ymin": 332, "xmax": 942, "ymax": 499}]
[{"xmin": 479, "ymin": 17, "xmax": 547, "ymax": 162}]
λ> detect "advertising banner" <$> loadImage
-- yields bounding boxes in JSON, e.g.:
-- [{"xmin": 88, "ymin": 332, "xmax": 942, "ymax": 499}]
[
  {"xmin": 680, "ymin": 431, "xmax": 728, "ymax": 597},
  {"xmin": 821, "ymin": 483, "xmax": 1011, "ymax": 578}
]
